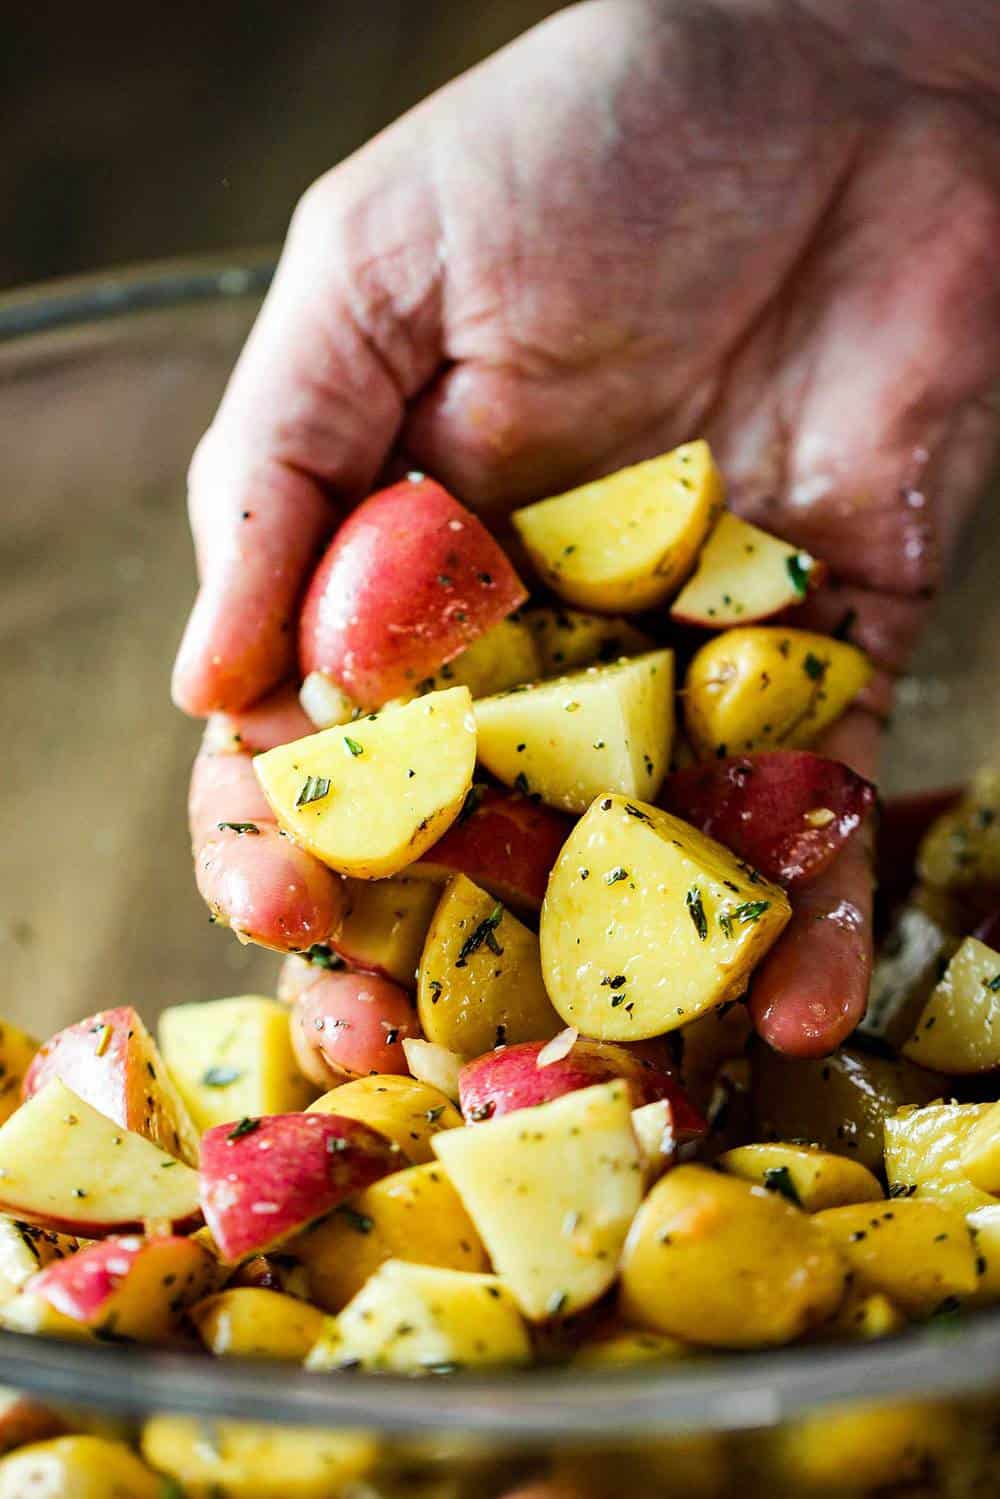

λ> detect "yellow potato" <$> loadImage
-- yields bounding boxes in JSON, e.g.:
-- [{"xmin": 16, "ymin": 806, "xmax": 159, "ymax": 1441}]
[
  {"xmin": 524, "ymin": 607, "xmax": 653, "ymax": 675},
  {"xmin": 619, "ymin": 1165, "xmax": 846, "ymax": 1348},
  {"xmin": 473, "ymin": 651, "xmax": 674, "ymax": 813},
  {"xmin": 335, "ymin": 875, "xmax": 440, "ymax": 988},
  {"xmin": 0, "ymin": 1021, "xmax": 37, "ymax": 1128},
  {"xmin": 291, "ymin": 1161, "xmax": 487, "ymax": 1312},
  {"xmin": 0, "ymin": 1292, "xmax": 92, "ymax": 1341},
  {"xmin": 918, "ymin": 766, "xmax": 1000, "ymax": 891},
  {"xmin": 571, "ymin": 1328, "xmax": 690, "ymax": 1368},
  {"xmin": 512, "ymin": 441, "xmax": 722, "ymax": 612},
  {"xmin": 419, "ymin": 614, "xmax": 541, "ymax": 696},
  {"xmin": 416, "ymin": 875, "xmax": 561, "ymax": 1056},
  {"xmin": 540, "ymin": 795, "xmax": 790, "ymax": 1040},
  {"xmin": 814, "ymin": 1200, "xmax": 978, "ymax": 1316},
  {"xmin": 0, "ymin": 1217, "xmax": 79, "ymax": 1303},
  {"xmin": 821, "ymin": 1287, "xmax": 907, "ymax": 1342},
  {"xmin": 902, "ymin": 935, "xmax": 1000, "ymax": 1072},
  {"xmin": 191, "ymin": 1287, "xmax": 325, "ymax": 1361},
  {"xmin": 777, "ymin": 1401, "xmax": 961, "ymax": 1492},
  {"xmin": 684, "ymin": 627, "xmax": 871, "ymax": 758},
  {"xmin": 307, "ymin": 1260, "xmax": 530, "ymax": 1373},
  {"xmin": 718, "ymin": 1143, "xmax": 883, "ymax": 1211},
  {"xmin": 254, "ymin": 687, "xmax": 476, "ymax": 879},
  {"xmin": 671, "ymin": 511, "xmax": 822, "ymax": 625},
  {"xmin": 674, "ymin": 1002, "xmax": 753, "ymax": 1111},
  {"xmin": 141, "ymin": 1418, "xmax": 376, "ymax": 1499},
  {"xmin": 883, "ymin": 1102, "xmax": 997, "ymax": 1215},
  {"xmin": 960, "ymin": 1100, "xmax": 1000, "ymax": 1192},
  {"xmin": 433, "ymin": 1081, "xmax": 643, "ymax": 1321},
  {"xmin": 0, "ymin": 1436, "xmax": 162, "ymax": 1499},
  {"xmin": 159, "ymin": 995, "xmax": 314, "ymax": 1134},
  {"xmin": 308, "ymin": 1074, "xmax": 461, "ymax": 1164}
]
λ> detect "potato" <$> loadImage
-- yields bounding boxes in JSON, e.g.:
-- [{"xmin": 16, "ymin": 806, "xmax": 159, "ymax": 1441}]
[
  {"xmin": 671, "ymin": 512, "xmax": 824, "ymax": 626},
  {"xmin": 821, "ymin": 1287, "xmax": 906, "ymax": 1342},
  {"xmin": 960, "ymin": 1100, "xmax": 1000, "ymax": 1192},
  {"xmin": 333, "ymin": 875, "xmax": 440, "ymax": 986},
  {"xmin": 0, "ymin": 1021, "xmax": 37, "ymax": 1127},
  {"xmin": 884, "ymin": 1102, "xmax": 998, "ymax": 1215},
  {"xmin": 524, "ymin": 607, "xmax": 653, "ymax": 675},
  {"xmin": 620, "ymin": 1165, "xmax": 845, "ymax": 1347},
  {"xmin": 814, "ymin": 1200, "xmax": 978, "ymax": 1316},
  {"xmin": 902, "ymin": 935, "xmax": 1000, "ymax": 1072},
  {"xmin": 684, "ymin": 627, "xmax": 871, "ymax": 758},
  {"xmin": 0, "ymin": 1435, "xmax": 162, "ymax": 1499},
  {"xmin": 540, "ymin": 795, "xmax": 790, "ymax": 1040},
  {"xmin": 777, "ymin": 1401, "xmax": 961, "ymax": 1492},
  {"xmin": 473, "ymin": 651, "xmax": 674, "ymax": 814},
  {"xmin": 419, "ymin": 614, "xmax": 541, "ymax": 697},
  {"xmin": 400, "ymin": 1039, "xmax": 462, "ymax": 1104},
  {"xmin": 298, "ymin": 670, "xmax": 357, "ymax": 730},
  {"xmin": 417, "ymin": 875, "xmax": 561, "ymax": 1056},
  {"xmin": 290, "ymin": 1161, "xmax": 487, "ymax": 1312},
  {"xmin": 433, "ymin": 1081, "xmax": 643, "ymax": 1320},
  {"xmin": 571, "ymin": 1328, "xmax": 690, "ymax": 1368},
  {"xmin": 413, "ymin": 786, "xmax": 571, "ymax": 915},
  {"xmin": 512, "ymin": 441, "xmax": 722, "ymax": 612},
  {"xmin": 254, "ymin": 687, "xmax": 477, "ymax": 878},
  {"xmin": 753, "ymin": 1043, "xmax": 945, "ymax": 1174},
  {"xmin": 861, "ymin": 901, "xmax": 956, "ymax": 1046},
  {"xmin": 290, "ymin": 972, "xmax": 417, "ymax": 1086},
  {"xmin": 0, "ymin": 1218, "xmax": 80, "ymax": 1302},
  {"xmin": 718, "ymin": 1143, "xmax": 882, "ymax": 1212},
  {"xmin": 158, "ymin": 995, "xmax": 314, "ymax": 1134},
  {"xmin": 0, "ymin": 1080, "xmax": 200, "ymax": 1236},
  {"xmin": 191, "ymin": 1287, "xmax": 325, "ymax": 1360},
  {"xmin": 918, "ymin": 765, "xmax": 1000, "ymax": 892},
  {"xmin": 0, "ymin": 1391, "xmax": 66, "ymax": 1457},
  {"xmin": 308, "ymin": 1074, "xmax": 461, "ymax": 1164},
  {"xmin": 142, "ymin": 1417, "xmax": 376, "ymax": 1499}
]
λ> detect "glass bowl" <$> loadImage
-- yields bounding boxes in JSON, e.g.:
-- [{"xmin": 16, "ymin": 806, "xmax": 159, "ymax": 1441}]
[{"xmin": 1, "ymin": 259, "xmax": 999, "ymax": 1474}]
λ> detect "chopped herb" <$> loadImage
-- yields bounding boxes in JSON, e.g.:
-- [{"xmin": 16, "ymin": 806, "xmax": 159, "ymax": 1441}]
[
  {"xmin": 785, "ymin": 553, "xmax": 812, "ymax": 596},
  {"xmin": 763, "ymin": 1165, "xmax": 801, "ymax": 1206},
  {"xmin": 428, "ymin": 979, "xmax": 443, "ymax": 1003},
  {"xmin": 623, "ymin": 803, "xmax": 652, "ymax": 823},
  {"xmin": 227, "ymin": 1118, "xmax": 260, "ymax": 1142},
  {"xmin": 302, "ymin": 944, "xmax": 344, "ymax": 971},
  {"xmin": 343, "ymin": 736, "xmax": 364, "ymax": 757},
  {"xmin": 803, "ymin": 653, "xmax": 827, "ymax": 681},
  {"xmin": 216, "ymin": 822, "xmax": 260, "ymax": 835},
  {"xmin": 547, "ymin": 1289, "xmax": 569, "ymax": 1317},
  {"xmin": 202, "ymin": 1066, "xmax": 242, "ymax": 1088},
  {"xmin": 718, "ymin": 912, "xmax": 733, "ymax": 939},
  {"xmin": 987, "ymin": 974, "xmax": 1000, "ymax": 992},
  {"xmin": 604, "ymin": 867, "xmax": 629, "ymax": 886},
  {"xmin": 593, "ymin": 740, "xmax": 606, "ymax": 750},
  {"xmin": 455, "ymin": 905, "xmax": 505, "ymax": 966},
  {"xmin": 458, "ymin": 783, "xmax": 487, "ymax": 824},
  {"xmin": 495, "ymin": 1024, "xmax": 507, "ymax": 1047},
  {"xmin": 437, "ymin": 574, "xmax": 453, "ymax": 587},
  {"xmin": 731, "ymin": 900, "xmax": 771, "ymax": 925},
  {"xmin": 514, "ymin": 772, "xmax": 530, "ymax": 795},
  {"xmin": 425, "ymin": 1105, "xmax": 446, "ymax": 1123},
  {"xmin": 686, "ymin": 887, "xmax": 708, "ymax": 941},
  {"xmin": 601, "ymin": 974, "xmax": 627, "ymax": 989},
  {"xmin": 833, "ymin": 607, "xmax": 858, "ymax": 642},
  {"xmin": 71, "ymin": 1188, "xmax": 87, "ymax": 1199},
  {"xmin": 888, "ymin": 1182, "xmax": 918, "ymax": 1199},
  {"xmin": 337, "ymin": 1205, "xmax": 374, "ymax": 1235},
  {"xmin": 295, "ymin": 775, "xmax": 331, "ymax": 808}
]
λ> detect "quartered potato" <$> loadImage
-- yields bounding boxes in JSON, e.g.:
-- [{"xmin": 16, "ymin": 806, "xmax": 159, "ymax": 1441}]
[
  {"xmin": 902, "ymin": 935, "xmax": 1000, "ymax": 1072},
  {"xmin": 524, "ymin": 606, "xmax": 653, "ymax": 675},
  {"xmin": 142, "ymin": 1417, "xmax": 377, "ymax": 1499},
  {"xmin": 883, "ymin": 1103, "xmax": 998, "ymax": 1216},
  {"xmin": 718, "ymin": 1143, "xmax": 882, "ymax": 1212},
  {"xmin": 814, "ymin": 1200, "xmax": 978, "ymax": 1317},
  {"xmin": 308, "ymin": 1074, "xmax": 462, "ymax": 1164},
  {"xmin": 671, "ymin": 511, "xmax": 824, "ymax": 626},
  {"xmin": 0, "ymin": 1217, "xmax": 79, "ymax": 1303},
  {"xmin": 333, "ymin": 875, "xmax": 440, "ymax": 987},
  {"xmin": 918, "ymin": 765, "xmax": 1000, "ymax": 892},
  {"xmin": 418, "ymin": 613, "xmax": 541, "ymax": 697},
  {"xmin": 191, "ymin": 1287, "xmax": 326, "ymax": 1361}
]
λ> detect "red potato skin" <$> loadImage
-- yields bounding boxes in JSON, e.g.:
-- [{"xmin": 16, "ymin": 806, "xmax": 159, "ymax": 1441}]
[
  {"xmin": 658, "ymin": 752, "xmax": 876, "ymax": 888},
  {"xmin": 414, "ymin": 788, "xmax": 573, "ymax": 913},
  {"xmin": 299, "ymin": 476, "xmax": 527, "ymax": 706},
  {"xmin": 458, "ymin": 1039, "xmax": 706, "ymax": 1135},
  {"xmin": 290, "ymin": 972, "xmax": 418, "ymax": 1086},
  {"xmin": 200, "ymin": 1112, "xmax": 400, "ymax": 1261},
  {"xmin": 27, "ymin": 1234, "xmax": 213, "ymax": 1330}
]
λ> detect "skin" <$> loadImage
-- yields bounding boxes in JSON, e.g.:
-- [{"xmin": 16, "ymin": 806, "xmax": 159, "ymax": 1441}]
[{"xmin": 173, "ymin": 0, "xmax": 1000, "ymax": 1054}]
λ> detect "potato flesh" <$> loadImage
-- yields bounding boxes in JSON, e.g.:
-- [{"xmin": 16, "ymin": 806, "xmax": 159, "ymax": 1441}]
[
  {"xmin": 420, "ymin": 614, "xmax": 541, "ymax": 696},
  {"xmin": 307, "ymin": 1074, "xmax": 461, "ymax": 1164},
  {"xmin": 860, "ymin": 903, "xmax": 955, "ymax": 1047},
  {"xmin": 883, "ymin": 1103, "xmax": 998, "ymax": 1216},
  {"xmin": 473, "ymin": 650, "xmax": 674, "ymax": 814},
  {"xmin": 141, "ymin": 1417, "xmax": 376, "ymax": 1499},
  {"xmin": 524, "ymin": 607, "xmax": 653, "ymax": 675},
  {"xmin": 813, "ymin": 1200, "xmax": 978, "ymax": 1316},
  {"xmin": 540, "ymin": 795, "xmax": 790, "ymax": 1040},
  {"xmin": 254, "ymin": 687, "xmax": 477, "ymax": 878},
  {"xmin": 191, "ymin": 1288, "xmax": 325, "ymax": 1361},
  {"xmin": 918, "ymin": 767, "xmax": 1000, "ymax": 891},
  {"xmin": 0, "ymin": 1022, "xmax": 37, "ymax": 1128},
  {"xmin": 0, "ymin": 1217, "xmax": 79, "ymax": 1303},
  {"xmin": 718, "ymin": 1143, "xmax": 883, "ymax": 1211},
  {"xmin": 671, "ymin": 512, "xmax": 820, "ymax": 625},
  {"xmin": 307, "ymin": 1259, "xmax": 530, "ymax": 1372},
  {"xmin": 512, "ymin": 442, "xmax": 723, "ymax": 611},
  {"xmin": 432, "ymin": 1081, "xmax": 643, "ymax": 1320},
  {"xmin": 684, "ymin": 627, "xmax": 871, "ymax": 758},
  {"xmin": 960, "ymin": 1101, "xmax": 1000, "ymax": 1193},
  {"xmin": 902, "ymin": 935, "xmax": 1000, "ymax": 1072},
  {"xmin": 0, "ymin": 1436, "xmax": 162, "ymax": 1499},
  {"xmin": 159, "ymin": 996, "xmax": 314, "ymax": 1134},
  {"xmin": 417, "ymin": 874, "xmax": 561, "ymax": 1056},
  {"xmin": 335, "ymin": 875, "xmax": 440, "ymax": 987}
]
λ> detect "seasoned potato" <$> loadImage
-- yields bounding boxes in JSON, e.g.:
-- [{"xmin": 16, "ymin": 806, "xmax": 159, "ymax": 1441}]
[
  {"xmin": 884, "ymin": 1102, "xmax": 997, "ymax": 1216},
  {"xmin": 861, "ymin": 901, "xmax": 956, "ymax": 1046},
  {"xmin": 0, "ymin": 1217, "xmax": 79, "ymax": 1303},
  {"xmin": 0, "ymin": 1436, "xmax": 162, "ymax": 1499},
  {"xmin": 918, "ymin": 765, "xmax": 1000, "ymax": 891},
  {"xmin": 571, "ymin": 1328, "xmax": 690, "ymax": 1367},
  {"xmin": 307, "ymin": 1260, "xmax": 530, "ymax": 1373},
  {"xmin": 0, "ymin": 1022, "xmax": 37, "ymax": 1127},
  {"xmin": 333, "ymin": 875, "xmax": 441, "ymax": 987},
  {"xmin": 620, "ymin": 1166, "xmax": 845, "ymax": 1347},
  {"xmin": 400, "ymin": 1038, "xmax": 462, "ymax": 1103},
  {"xmin": 473, "ymin": 651, "xmax": 674, "ymax": 814},
  {"xmin": 308, "ymin": 1074, "xmax": 462, "ymax": 1164},
  {"xmin": 524, "ymin": 607, "xmax": 652, "ymax": 675},
  {"xmin": 777, "ymin": 1401, "xmax": 961, "ymax": 1491},
  {"xmin": 191, "ymin": 1287, "xmax": 325, "ymax": 1361},
  {"xmin": 417, "ymin": 875, "xmax": 561, "ymax": 1056},
  {"xmin": 902, "ymin": 935, "xmax": 1000, "ymax": 1072},
  {"xmin": 671, "ymin": 512, "xmax": 823, "ymax": 626},
  {"xmin": 821, "ymin": 1287, "xmax": 906, "ymax": 1342},
  {"xmin": 159, "ymin": 995, "xmax": 313, "ymax": 1133},
  {"xmin": 142, "ymin": 1417, "xmax": 376, "ymax": 1499},
  {"xmin": 814, "ymin": 1200, "xmax": 978, "ymax": 1316},
  {"xmin": 290, "ymin": 1161, "xmax": 487, "ymax": 1312},
  {"xmin": 684, "ymin": 627, "xmax": 871, "ymax": 758},
  {"xmin": 718, "ymin": 1143, "xmax": 882, "ymax": 1211},
  {"xmin": 960, "ymin": 1100, "xmax": 1000, "ymax": 1192},
  {"xmin": 433, "ymin": 1081, "xmax": 643, "ymax": 1320},
  {"xmin": 540, "ymin": 796, "xmax": 790, "ymax": 1040},
  {"xmin": 254, "ymin": 687, "xmax": 477, "ymax": 878},
  {"xmin": 419, "ymin": 614, "xmax": 541, "ymax": 697}
]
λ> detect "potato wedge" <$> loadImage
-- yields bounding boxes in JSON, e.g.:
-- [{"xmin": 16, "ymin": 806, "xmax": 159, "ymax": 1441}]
[
  {"xmin": 290, "ymin": 1161, "xmax": 488, "ymax": 1312},
  {"xmin": 883, "ymin": 1102, "xmax": 998, "ymax": 1216},
  {"xmin": 918, "ymin": 766, "xmax": 1000, "ymax": 892},
  {"xmin": 619, "ymin": 1165, "xmax": 846, "ymax": 1347},
  {"xmin": 684, "ymin": 627, "xmax": 871, "ymax": 758},
  {"xmin": 191, "ymin": 1287, "xmax": 325, "ymax": 1361},
  {"xmin": 333, "ymin": 875, "xmax": 440, "ymax": 987},
  {"xmin": 308, "ymin": 1074, "xmax": 461, "ymax": 1164},
  {"xmin": 718, "ymin": 1143, "xmax": 882, "ymax": 1211},
  {"xmin": 860, "ymin": 902, "xmax": 956, "ymax": 1047},
  {"xmin": 540, "ymin": 795, "xmax": 790, "ymax": 1040},
  {"xmin": 158, "ymin": 995, "xmax": 314, "ymax": 1134},
  {"xmin": 671, "ymin": 512, "xmax": 824, "ymax": 625},
  {"xmin": 960, "ymin": 1101, "xmax": 1000, "ymax": 1193},
  {"xmin": 902, "ymin": 935, "xmax": 1000, "ymax": 1072},
  {"xmin": 0, "ymin": 1436, "xmax": 162, "ymax": 1499},
  {"xmin": 432, "ymin": 1081, "xmax": 642, "ymax": 1320},
  {"xmin": 142, "ymin": 1417, "xmax": 376, "ymax": 1499},
  {"xmin": 524, "ymin": 607, "xmax": 653, "ymax": 676},
  {"xmin": 0, "ymin": 1022, "xmax": 37, "ymax": 1127},
  {"xmin": 307, "ymin": 1259, "xmax": 530, "ymax": 1373},
  {"xmin": 417, "ymin": 875, "xmax": 561, "ymax": 1056},
  {"xmin": 814, "ymin": 1200, "xmax": 978, "ymax": 1316},
  {"xmin": 512, "ymin": 441, "xmax": 722, "ymax": 611},
  {"xmin": 418, "ymin": 614, "xmax": 541, "ymax": 697},
  {"xmin": 473, "ymin": 651, "xmax": 674, "ymax": 813},
  {"xmin": 0, "ymin": 1217, "xmax": 79, "ymax": 1302},
  {"xmin": 254, "ymin": 687, "xmax": 476, "ymax": 878}
]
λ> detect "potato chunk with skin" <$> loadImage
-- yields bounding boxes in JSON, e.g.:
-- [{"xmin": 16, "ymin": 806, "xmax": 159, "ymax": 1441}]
[
  {"xmin": 142, "ymin": 1418, "xmax": 376, "ymax": 1499},
  {"xmin": 474, "ymin": 651, "xmax": 674, "ymax": 814},
  {"xmin": 540, "ymin": 796, "xmax": 791, "ymax": 1041},
  {"xmin": 685, "ymin": 627, "xmax": 871, "ymax": 758},
  {"xmin": 525, "ymin": 607, "xmax": 653, "ymax": 675},
  {"xmin": 333, "ymin": 875, "xmax": 441, "ymax": 986},
  {"xmin": 191, "ymin": 1288, "xmax": 326, "ymax": 1361},
  {"xmin": 902, "ymin": 936, "xmax": 1000, "ymax": 1072},
  {"xmin": 884, "ymin": 1102, "xmax": 998, "ymax": 1214},
  {"xmin": 308, "ymin": 1074, "xmax": 462, "ymax": 1164},
  {"xmin": 718, "ymin": 1143, "xmax": 883, "ymax": 1212},
  {"xmin": 417, "ymin": 875, "xmax": 561, "ymax": 1056},
  {"xmin": 432, "ymin": 1081, "xmax": 643, "ymax": 1321},
  {"xmin": 0, "ymin": 1021, "xmax": 37, "ymax": 1127},
  {"xmin": 512, "ymin": 442, "xmax": 722, "ymax": 612},
  {"xmin": 254, "ymin": 687, "xmax": 477, "ymax": 878},
  {"xmin": 918, "ymin": 766, "xmax": 1000, "ymax": 892},
  {"xmin": 0, "ymin": 1436, "xmax": 163, "ymax": 1499},
  {"xmin": 814, "ymin": 1200, "xmax": 978, "ymax": 1316},
  {"xmin": 418, "ymin": 613, "xmax": 541, "ymax": 697},
  {"xmin": 0, "ymin": 1217, "xmax": 80, "ymax": 1303},
  {"xmin": 307, "ymin": 1260, "xmax": 530, "ymax": 1373},
  {"xmin": 619, "ymin": 1165, "xmax": 846, "ymax": 1347},
  {"xmin": 671, "ymin": 512, "xmax": 824, "ymax": 626},
  {"xmin": 960, "ymin": 1101, "xmax": 1000, "ymax": 1193}
]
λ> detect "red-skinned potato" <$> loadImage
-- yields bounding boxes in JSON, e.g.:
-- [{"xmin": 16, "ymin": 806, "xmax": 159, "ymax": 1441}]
[
  {"xmin": 290, "ymin": 971, "xmax": 418, "ymax": 1087},
  {"xmin": 413, "ymin": 787, "xmax": 572, "ymax": 914},
  {"xmin": 23, "ymin": 1007, "xmax": 199, "ymax": 1165},
  {"xmin": 458, "ymin": 1038, "xmax": 706, "ymax": 1135},
  {"xmin": 199, "ymin": 1113, "xmax": 400, "ymax": 1261},
  {"xmin": 658, "ymin": 752, "xmax": 875, "ymax": 888},
  {"xmin": 299, "ymin": 476, "xmax": 527, "ymax": 706}
]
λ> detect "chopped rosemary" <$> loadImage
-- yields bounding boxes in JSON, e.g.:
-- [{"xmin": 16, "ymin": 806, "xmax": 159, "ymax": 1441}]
[
  {"xmin": 336, "ymin": 1205, "xmax": 374, "ymax": 1235},
  {"xmin": 803, "ymin": 653, "xmax": 827, "ymax": 681},
  {"xmin": 731, "ymin": 900, "xmax": 771, "ymax": 925},
  {"xmin": 455, "ymin": 905, "xmax": 505, "ymax": 966},
  {"xmin": 202, "ymin": 1065, "xmax": 242, "ymax": 1088},
  {"xmin": 295, "ymin": 775, "xmax": 331, "ymax": 808},
  {"xmin": 623, "ymin": 803, "xmax": 652, "ymax": 823},
  {"xmin": 763, "ymin": 1165, "xmax": 801, "ymax": 1206},
  {"xmin": 227, "ymin": 1117, "xmax": 260, "ymax": 1142},
  {"xmin": 343, "ymin": 736, "xmax": 364, "ymax": 757},
  {"xmin": 604, "ymin": 867, "xmax": 628, "ymax": 886},
  {"xmin": 785, "ymin": 553, "xmax": 812, "ymax": 596},
  {"xmin": 686, "ymin": 887, "xmax": 708, "ymax": 941},
  {"xmin": 216, "ymin": 822, "xmax": 260, "ymax": 835}
]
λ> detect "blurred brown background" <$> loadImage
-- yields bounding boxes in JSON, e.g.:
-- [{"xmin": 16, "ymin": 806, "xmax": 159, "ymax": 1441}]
[{"xmin": 1, "ymin": 0, "xmax": 568, "ymax": 292}]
